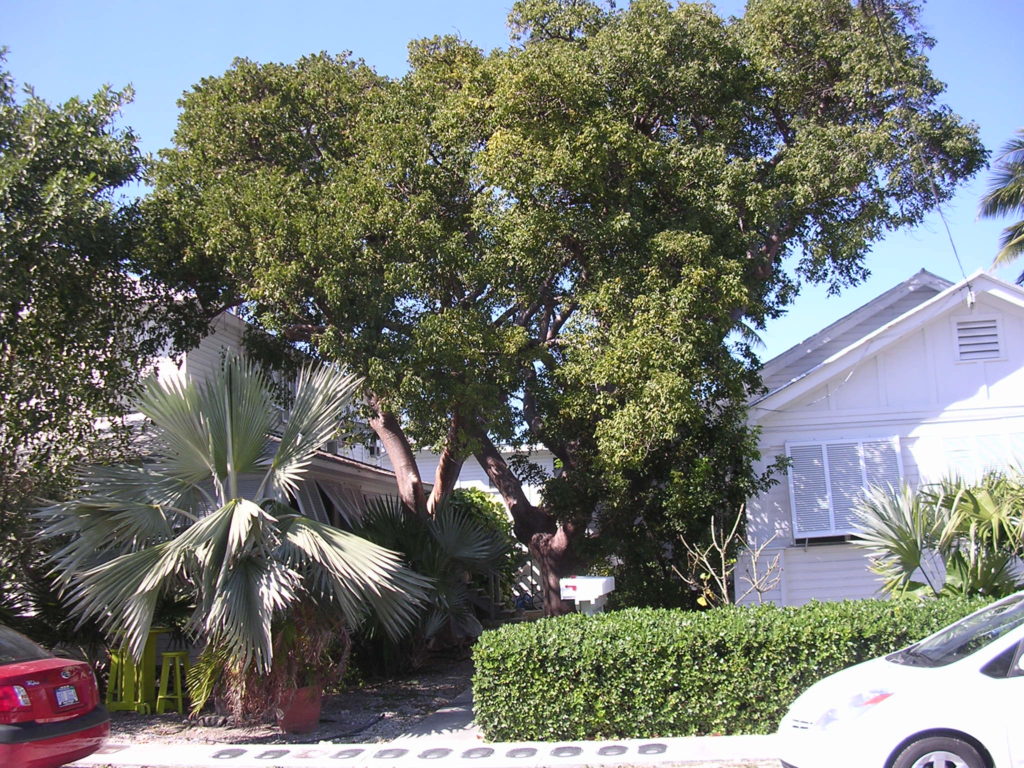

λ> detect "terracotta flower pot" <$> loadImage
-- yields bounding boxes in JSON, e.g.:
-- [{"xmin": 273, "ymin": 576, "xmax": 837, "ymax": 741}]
[{"xmin": 276, "ymin": 684, "xmax": 322, "ymax": 733}]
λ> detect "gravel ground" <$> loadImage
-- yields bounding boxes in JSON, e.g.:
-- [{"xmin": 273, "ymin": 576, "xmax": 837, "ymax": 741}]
[{"xmin": 108, "ymin": 657, "xmax": 474, "ymax": 745}]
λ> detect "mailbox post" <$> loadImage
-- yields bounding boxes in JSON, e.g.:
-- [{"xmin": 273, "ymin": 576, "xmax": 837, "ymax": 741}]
[{"xmin": 559, "ymin": 576, "xmax": 615, "ymax": 615}]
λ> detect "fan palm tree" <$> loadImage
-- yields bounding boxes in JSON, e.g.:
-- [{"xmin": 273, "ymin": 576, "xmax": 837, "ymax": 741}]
[
  {"xmin": 980, "ymin": 128, "xmax": 1024, "ymax": 282},
  {"xmin": 855, "ymin": 472, "xmax": 1024, "ymax": 598},
  {"xmin": 352, "ymin": 495, "xmax": 512, "ymax": 672},
  {"xmin": 40, "ymin": 355, "xmax": 428, "ymax": 709}
]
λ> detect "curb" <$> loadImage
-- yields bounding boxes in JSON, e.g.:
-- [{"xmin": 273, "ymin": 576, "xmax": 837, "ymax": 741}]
[{"xmin": 72, "ymin": 734, "xmax": 779, "ymax": 768}]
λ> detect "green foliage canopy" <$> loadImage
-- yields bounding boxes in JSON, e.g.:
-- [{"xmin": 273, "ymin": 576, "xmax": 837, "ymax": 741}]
[
  {"xmin": 0, "ymin": 54, "xmax": 203, "ymax": 625},
  {"xmin": 143, "ymin": 0, "xmax": 986, "ymax": 606}
]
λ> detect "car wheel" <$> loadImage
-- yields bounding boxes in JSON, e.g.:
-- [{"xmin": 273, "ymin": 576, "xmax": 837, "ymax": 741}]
[{"xmin": 892, "ymin": 736, "xmax": 987, "ymax": 768}]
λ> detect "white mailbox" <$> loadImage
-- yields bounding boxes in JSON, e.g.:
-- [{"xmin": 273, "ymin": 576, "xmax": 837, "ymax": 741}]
[{"xmin": 559, "ymin": 575, "xmax": 615, "ymax": 614}]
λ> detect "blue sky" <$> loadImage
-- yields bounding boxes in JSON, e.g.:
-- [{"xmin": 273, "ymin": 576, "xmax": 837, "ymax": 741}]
[{"xmin": 4, "ymin": 0, "xmax": 1022, "ymax": 360}]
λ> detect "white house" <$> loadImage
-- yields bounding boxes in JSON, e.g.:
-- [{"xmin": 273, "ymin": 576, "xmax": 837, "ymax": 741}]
[{"xmin": 737, "ymin": 269, "xmax": 1024, "ymax": 606}]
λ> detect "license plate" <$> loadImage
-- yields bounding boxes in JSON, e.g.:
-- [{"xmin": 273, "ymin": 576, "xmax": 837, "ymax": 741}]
[{"xmin": 55, "ymin": 685, "xmax": 78, "ymax": 707}]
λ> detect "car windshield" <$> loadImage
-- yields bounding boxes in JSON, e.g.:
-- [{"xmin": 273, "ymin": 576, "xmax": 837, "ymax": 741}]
[
  {"xmin": 0, "ymin": 626, "xmax": 50, "ymax": 664},
  {"xmin": 889, "ymin": 595, "xmax": 1024, "ymax": 668}
]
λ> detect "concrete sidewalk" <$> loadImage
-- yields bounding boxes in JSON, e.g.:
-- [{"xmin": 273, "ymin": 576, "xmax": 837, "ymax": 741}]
[
  {"xmin": 72, "ymin": 689, "xmax": 781, "ymax": 768},
  {"xmin": 388, "ymin": 686, "xmax": 479, "ymax": 743}
]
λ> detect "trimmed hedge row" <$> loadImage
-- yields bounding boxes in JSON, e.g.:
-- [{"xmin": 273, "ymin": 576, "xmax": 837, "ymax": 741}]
[{"xmin": 472, "ymin": 597, "xmax": 987, "ymax": 741}]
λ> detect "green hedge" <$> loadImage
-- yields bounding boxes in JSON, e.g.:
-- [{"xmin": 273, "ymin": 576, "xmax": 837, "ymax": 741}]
[{"xmin": 472, "ymin": 597, "xmax": 987, "ymax": 741}]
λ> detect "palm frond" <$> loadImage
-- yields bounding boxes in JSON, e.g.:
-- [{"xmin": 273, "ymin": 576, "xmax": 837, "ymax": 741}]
[
  {"xmin": 186, "ymin": 643, "xmax": 232, "ymax": 716},
  {"xmin": 267, "ymin": 363, "xmax": 362, "ymax": 498},
  {"xmin": 64, "ymin": 541, "xmax": 186, "ymax": 660},
  {"xmin": 279, "ymin": 514, "xmax": 429, "ymax": 641},
  {"xmin": 979, "ymin": 131, "xmax": 1024, "ymax": 219},
  {"xmin": 428, "ymin": 506, "xmax": 510, "ymax": 567},
  {"xmin": 993, "ymin": 220, "xmax": 1024, "ymax": 269},
  {"xmin": 41, "ymin": 498, "xmax": 175, "ymax": 586},
  {"xmin": 854, "ymin": 484, "xmax": 945, "ymax": 595},
  {"xmin": 74, "ymin": 464, "xmax": 208, "ymax": 513},
  {"xmin": 135, "ymin": 374, "xmax": 218, "ymax": 487},
  {"xmin": 203, "ymin": 556, "xmax": 300, "ymax": 674},
  {"xmin": 194, "ymin": 356, "xmax": 275, "ymax": 499},
  {"xmin": 980, "ymin": 129, "xmax": 1024, "ymax": 276}
]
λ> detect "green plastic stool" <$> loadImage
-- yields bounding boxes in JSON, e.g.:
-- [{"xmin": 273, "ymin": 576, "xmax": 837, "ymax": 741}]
[
  {"xmin": 106, "ymin": 649, "xmax": 150, "ymax": 714},
  {"xmin": 155, "ymin": 651, "xmax": 190, "ymax": 714}
]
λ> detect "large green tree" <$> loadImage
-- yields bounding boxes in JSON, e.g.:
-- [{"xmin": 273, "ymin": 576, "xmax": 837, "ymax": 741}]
[
  {"xmin": 144, "ymin": 0, "xmax": 985, "ymax": 612},
  {"xmin": 0, "ymin": 54, "xmax": 202, "ymax": 626}
]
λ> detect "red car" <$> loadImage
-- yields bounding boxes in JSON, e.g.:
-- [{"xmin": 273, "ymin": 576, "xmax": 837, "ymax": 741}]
[{"xmin": 0, "ymin": 624, "xmax": 109, "ymax": 768}]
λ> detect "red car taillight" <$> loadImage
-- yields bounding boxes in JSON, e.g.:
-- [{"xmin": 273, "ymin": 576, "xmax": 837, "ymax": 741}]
[{"xmin": 0, "ymin": 684, "xmax": 31, "ymax": 712}]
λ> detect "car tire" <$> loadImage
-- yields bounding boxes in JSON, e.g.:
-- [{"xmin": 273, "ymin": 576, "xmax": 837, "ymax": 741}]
[{"xmin": 891, "ymin": 736, "xmax": 987, "ymax": 768}]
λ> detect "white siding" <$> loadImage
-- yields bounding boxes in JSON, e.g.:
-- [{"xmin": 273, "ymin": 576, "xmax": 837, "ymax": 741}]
[
  {"xmin": 737, "ymin": 544, "xmax": 886, "ymax": 606},
  {"xmin": 744, "ymin": 277, "xmax": 1024, "ymax": 606}
]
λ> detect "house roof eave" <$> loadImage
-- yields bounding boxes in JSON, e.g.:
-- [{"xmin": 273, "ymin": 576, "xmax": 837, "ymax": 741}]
[
  {"xmin": 758, "ymin": 269, "xmax": 952, "ymax": 383},
  {"xmin": 751, "ymin": 270, "xmax": 1021, "ymax": 419}
]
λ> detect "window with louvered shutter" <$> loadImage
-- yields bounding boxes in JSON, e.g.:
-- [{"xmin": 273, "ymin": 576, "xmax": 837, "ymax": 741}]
[
  {"xmin": 956, "ymin": 318, "xmax": 1001, "ymax": 361},
  {"xmin": 787, "ymin": 438, "xmax": 902, "ymax": 538},
  {"xmin": 789, "ymin": 444, "xmax": 830, "ymax": 536}
]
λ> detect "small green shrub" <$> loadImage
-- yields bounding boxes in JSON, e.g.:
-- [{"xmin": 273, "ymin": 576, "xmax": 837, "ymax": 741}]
[{"xmin": 472, "ymin": 597, "xmax": 988, "ymax": 741}]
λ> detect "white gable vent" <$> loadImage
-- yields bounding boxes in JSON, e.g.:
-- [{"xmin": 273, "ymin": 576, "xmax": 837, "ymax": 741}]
[{"xmin": 956, "ymin": 318, "xmax": 1001, "ymax": 361}]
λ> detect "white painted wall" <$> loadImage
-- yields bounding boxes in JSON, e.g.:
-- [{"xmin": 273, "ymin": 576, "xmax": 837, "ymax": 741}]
[{"xmin": 740, "ymin": 283, "xmax": 1024, "ymax": 606}]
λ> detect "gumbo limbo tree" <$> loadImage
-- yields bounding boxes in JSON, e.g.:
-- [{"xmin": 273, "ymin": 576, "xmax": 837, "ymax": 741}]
[{"xmin": 144, "ymin": 0, "xmax": 985, "ymax": 612}]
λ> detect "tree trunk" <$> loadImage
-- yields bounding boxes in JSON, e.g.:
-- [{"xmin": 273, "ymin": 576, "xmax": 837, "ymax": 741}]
[
  {"xmin": 368, "ymin": 398, "xmax": 427, "ymax": 515},
  {"xmin": 470, "ymin": 427, "xmax": 577, "ymax": 615},
  {"xmin": 529, "ymin": 527, "xmax": 578, "ymax": 616},
  {"xmin": 426, "ymin": 414, "xmax": 467, "ymax": 515}
]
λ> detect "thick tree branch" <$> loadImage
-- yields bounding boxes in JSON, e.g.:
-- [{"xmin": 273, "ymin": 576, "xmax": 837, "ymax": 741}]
[
  {"xmin": 367, "ymin": 394, "xmax": 427, "ymax": 516},
  {"xmin": 427, "ymin": 410, "xmax": 467, "ymax": 514},
  {"xmin": 468, "ymin": 423, "xmax": 554, "ymax": 544},
  {"xmin": 282, "ymin": 323, "xmax": 326, "ymax": 343}
]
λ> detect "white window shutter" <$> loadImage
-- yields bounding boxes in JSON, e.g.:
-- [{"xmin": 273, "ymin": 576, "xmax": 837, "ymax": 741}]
[
  {"xmin": 788, "ymin": 438, "xmax": 902, "ymax": 539},
  {"xmin": 826, "ymin": 442, "xmax": 862, "ymax": 532},
  {"xmin": 862, "ymin": 439, "xmax": 901, "ymax": 490},
  {"xmin": 788, "ymin": 444, "xmax": 830, "ymax": 536}
]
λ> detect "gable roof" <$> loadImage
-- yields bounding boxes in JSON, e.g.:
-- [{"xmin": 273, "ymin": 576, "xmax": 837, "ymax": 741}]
[
  {"xmin": 753, "ymin": 269, "xmax": 1024, "ymax": 417},
  {"xmin": 760, "ymin": 269, "xmax": 952, "ymax": 393}
]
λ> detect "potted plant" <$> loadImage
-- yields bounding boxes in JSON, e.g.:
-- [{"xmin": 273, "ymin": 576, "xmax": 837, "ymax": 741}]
[{"xmin": 271, "ymin": 607, "xmax": 351, "ymax": 734}]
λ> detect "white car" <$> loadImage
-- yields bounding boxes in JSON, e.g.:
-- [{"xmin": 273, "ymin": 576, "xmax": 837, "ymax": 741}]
[{"xmin": 778, "ymin": 592, "xmax": 1024, "ymax": 768}]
